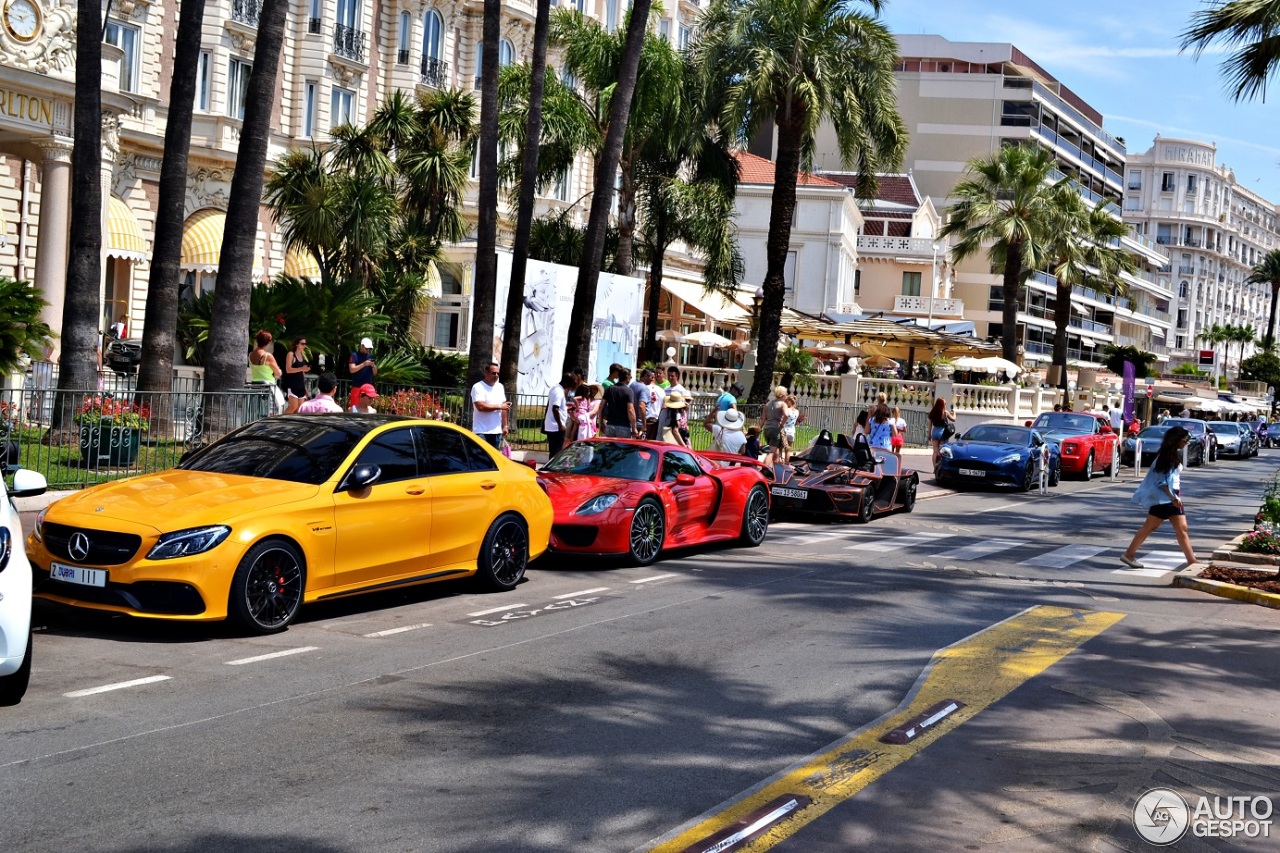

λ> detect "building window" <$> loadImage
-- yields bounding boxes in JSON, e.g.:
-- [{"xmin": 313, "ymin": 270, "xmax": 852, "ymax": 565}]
[
  {"xmin": 658, "ymin": 18, "xmax": 670, "ymax": 40},
  {"xmin": 397, "ymin": 11, "xmax": 410, "ymax": 64},
  {"xmin": 227, "ymin": 57, "xmax": 253, "ymax": 120},
  {"xmin": 335, "ymin": 0, "xmax": 359, "ymax": 30},
  {"xmin": 308, "ymin": 0, "xmax": 322, "ymax": 32},
  {"xmin": 901, "ymin": 271, "xmax": 922, "ymax": 297},
  {"xmin": 1179, "ymin": 280, "xmax": 1189, "ymax": 298},
  {"xmin": 498, "ymin": 38, "xmax": 514, "ymax": 67},
  {"xmin": 853, "ymin": 268, "xmax": 861, "ymax": 297},
  {"xmin": 1127, "ymin": 170, "xmax": 1142, "ymax": 190},
  {"xmin": 302, "ymin": 81, "xmax": 316, "ymax": 138},
  {"xmin": 1187, "ymin": 174, "xmax": 1198, "ymax": 193},
  {"xmin": 605, "ymin": 0, "xmax": 620, "ymax": 32},
  {"xmin": 433, "ymin": 311, "xmax": 460, "ymax": 348},
  {"xmin": 1161, "ymin": 172, "xmax": 1175, "ymax": 192},
  {"xmin": 440, "ymin": 268, "xmax": 461, "ymax": 295},
  {"xmin": 784, "ymin": 251, "xmax": 797, "ymax": 298},
  {"xmin": 330, "ymin": 86, "xmax": 354, "ymax": 128},
  {"xmin": 423, "ymin": 9, "xmax": 443, "ymax": 60},
  {"xmin": 553, "ymin": 166, "xmax": 570, "ymax": 202},
  {"xmin": 195, "ymin": 51, "xmax": 212, "ymax": 111},
  {"xmin": 677, "ymin": 24, "xmax": 690, "ymax": 51},
  {"xmin": 104, "ymin": 20, "xmax": 140, "ymax": 93}
]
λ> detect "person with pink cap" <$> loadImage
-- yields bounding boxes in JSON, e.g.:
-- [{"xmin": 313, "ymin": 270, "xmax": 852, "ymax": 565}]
[
  {"xmin": 348, "ymin": 337, "xmax": 377, "ymax": 409},
  {"xmin": 350, "ymin": 384, "xmax": 378, "ymax": 414}
]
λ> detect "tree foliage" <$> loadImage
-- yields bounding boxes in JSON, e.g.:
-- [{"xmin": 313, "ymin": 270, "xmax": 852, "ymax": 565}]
[
  {"xmin": 1241, "ymin": 348, "xmax": 1280, "ymax": 393},
  {"xmin": 0, "ymin": 278, "xmax": 53, "ymax": 374},
  {"xmin": 1100, "ymin": 344, "xmax": 1157, "ymax": 380}
]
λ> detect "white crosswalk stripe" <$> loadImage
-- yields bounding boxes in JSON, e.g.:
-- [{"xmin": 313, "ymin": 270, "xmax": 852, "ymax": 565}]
[
  {"xmin": 1018, "ymin": 544, "xmax": 1110, "ymax": 568},
  {"xmin": 932, "ymin": 538, "xmax": 1027, "ymax": 561},
  {"xmin": 851, "ymin": 532, "xmax": 954, "ymax": 553},
  {"xmin": 1111, "ymin": 551, "xmax": 1187, "ymax": 577}
]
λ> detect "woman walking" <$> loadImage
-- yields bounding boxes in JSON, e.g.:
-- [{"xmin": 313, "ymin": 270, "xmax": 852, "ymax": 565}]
[
  {"xmin": 928, "ymin": 397, "xmax": 956, "ymax": 468},
  {"xmin": 890, "ymin": 406, "xmax": 907, "ymax": 456},
  {"xmin": 867, "ymin": 403, "xmax": 897, "ymax": 452},
  {"xmin": 782, "ymin": 395, "xmax": 801, "ymax": 463},
  {"xmin": 1121, "ymin": 426, "xmax": 1197, "ymax": 569},
  {"xmin": 761, "ymin": 386, "xmax": 788, "ymax": 465},
  {"xmin": 659, "ymin": 393, "xmax": 691, "ymax": 447},
  {"xmin": 572, "ymin": 384, "xmax": 600, "ymax": 442},
  {"xmin": 249, "ymin": 330, "xmax": 285, "ymax": 415},
  {"xmin": 282, "ymin": 337, "xmax": 311, "ymax": 414}
]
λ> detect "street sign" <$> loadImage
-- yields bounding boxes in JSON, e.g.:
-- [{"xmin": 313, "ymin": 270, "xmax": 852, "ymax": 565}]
[
  {"xmin": 1146, "ymin": 385, "xmax": 1154, "ymax": 398},
  {"xmin": 1198, "ymin": 349, "xmax": 1215, "ymax": 367}
]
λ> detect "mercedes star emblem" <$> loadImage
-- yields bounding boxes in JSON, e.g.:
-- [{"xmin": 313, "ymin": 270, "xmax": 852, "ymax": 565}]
[{"xmin": 68, "ymin": 531, "xmax": 91, "ymax": 563}]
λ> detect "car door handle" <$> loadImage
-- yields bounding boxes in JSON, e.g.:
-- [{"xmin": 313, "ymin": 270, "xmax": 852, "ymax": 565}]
[
  {"xmin": 405, "ymin": 486, "xmax": 425, "ymax": 496},
  {"xmin": 480, "ymin": 481, "xmax": 497, "ymax": 490}
]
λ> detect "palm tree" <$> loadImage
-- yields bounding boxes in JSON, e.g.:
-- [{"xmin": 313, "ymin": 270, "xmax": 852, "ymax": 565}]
[
  {"xmin": 1182, "ymin": 1, "xmax": 1280, "ymax": 101},
  {"xmin": 0, "ymin": 278, "xmax": 52, "ymax": 374},
  {"xmin": 136, "ymin": 0, "xmax": 208, "ymax": 400},
  {"xmin": 1198, "ymin": 322, "xmax": 1231, "ymax": 381},
  {"xmin": 693, "ymin": 0, "xmax": 906, "ymax": 403},
  {"xmin": 941, "ymin": 145, "xmax": 1066, "ymax": 365},
  {"xmin": 499, "ymin": 0, "xmax": 554, "ymax": 397},
  {"xmin": 1042, "ymin": 186, "xmax": 1136, "ymax": 391},
  {"xmin": 466, "ymin": 0, "xmax": 503, "ymax": 386},
  {"xmin": 562, "ymin": 0, "xmax": 655, "ymax": 374},
  {"xmin": 1247, "ymin": 249, "xmax": 1280, "ymax": 348},
  {"xmin": 1229, "ymin": 322, "xmax": 1259, "ymax": 378},
  {"xmin": 204, "ymin": 0, "xmax": 290, "ymax": 394}
]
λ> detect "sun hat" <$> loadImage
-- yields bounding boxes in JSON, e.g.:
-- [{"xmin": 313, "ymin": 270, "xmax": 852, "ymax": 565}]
[
  {"xmin": 356, "ymin": 383, "xmax": 377, "ymax": 399},
  {"xmin": 664, "ymin": 392, "xmax": 687, "ymax": 409},
  {"xmin": 716, "ymin": 409, "xmax": 745, "ymax": 430},
  {"xmin": 360, "ymin": 337, "xmax": 373, "ymax": 349}
]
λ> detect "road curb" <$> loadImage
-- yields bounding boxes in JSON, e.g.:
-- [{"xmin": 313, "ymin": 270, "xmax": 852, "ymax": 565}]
[{"xmin": 1173, "ymin": 574, "xmax": 1280, "ymax": 610}]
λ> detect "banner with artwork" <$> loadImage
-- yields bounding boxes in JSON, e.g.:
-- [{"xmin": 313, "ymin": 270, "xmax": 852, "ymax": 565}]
[{"xmin": 492, "ymin": 252, "xmax": 644, "ymax": 396}]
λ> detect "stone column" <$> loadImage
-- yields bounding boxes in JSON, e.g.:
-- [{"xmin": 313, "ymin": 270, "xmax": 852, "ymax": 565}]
[
  {"xmin": 101, "ymin": 113, "xmax": 121, "ymax": 332},
  {"xmin": 34, "ymin": 135, "xmax": 74, "ymax": 357}
]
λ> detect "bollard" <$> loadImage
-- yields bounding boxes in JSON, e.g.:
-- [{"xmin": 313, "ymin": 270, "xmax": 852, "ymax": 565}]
[
  {"xmin": 1039, "ymin": 443, "xmax": 1049, "ymax": 495},
  {"xmin": 1134, "ymin": 438, "xmax": 1143, "ymax": 480},
  {"xmin": 1181, "ymin": 443, "xmax": 1189, "ymax": 469}
]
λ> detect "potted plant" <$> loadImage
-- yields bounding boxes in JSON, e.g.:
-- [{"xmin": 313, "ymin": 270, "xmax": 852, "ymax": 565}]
[{"xmin": 74, "ymin": 396, "xmax": 150, "ymax": 467}]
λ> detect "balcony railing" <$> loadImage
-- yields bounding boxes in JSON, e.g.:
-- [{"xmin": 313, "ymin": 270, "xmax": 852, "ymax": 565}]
[
  {"xmin": 1069, "ymin": 316, "xmax": 1111, "ymax": 334},
  {"xmin": 855, "ymin": 235, "xmax": 935, "ymax": 257},
  {"xmin": 231, "ymin": 0, "xmax": 260, "ymax": 26},
  {"xmin": 1030, "ymin": 80, "xmax": 1126, "ymax": 154},
  {"xmin": 307, "ymin": 17, "xmax": 322, "ymax": 34},
  {"xmin": 397, "ymin": 49, "xmax": 410, "ymax": 65},
  {"xmin": 1178, "ymin": 265, "xmax": 1195, "ymax": 275},
  {"xmin": 421, "ymin": 56, "xmax": 449, "ymax": 88},
  {"xmin": 333, "ymin": 24, "xmax": 366, "ymax": 62},
  {"xmin": 893, "ymin": 295, "xmax": 964, "ymax": 318}
]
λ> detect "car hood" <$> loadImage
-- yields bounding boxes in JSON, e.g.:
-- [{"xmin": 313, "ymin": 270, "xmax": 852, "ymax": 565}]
[
  {"xmin": 46, "ymin": 470, "xmax": 322, "ymax": 533},
  {"xmin": 537, "ymin": 472, "xmax": 644, "ymax": 512},
  {"xmin": 949, "ymin": 441, "xmax": 1031, "ymax": 459}
]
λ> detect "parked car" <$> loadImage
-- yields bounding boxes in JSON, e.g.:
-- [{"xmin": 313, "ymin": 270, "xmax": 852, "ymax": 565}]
[
  {"xmin": 1266, "ymin": 422, "xmax": 1280, "ymax": 449},
  {"xmin": 1, "ymin": 467, "xmax": 48, "ymax": 705},
  {"xmin": 104, "ymin": 337, "xmax": 143, "ymax": 376},
  {"xmin": 1246, "ymin": 420, "xmax": 1268, "ymax": 446},
  {"xmin": 1163, "ymin": 418, "xmax": 1218, "ymax": 461},
  {"xmin": 1208, "ymin": 421, "xmax": 1257, "ymax": 458},
  {"xmin": 935, "ymin": 423, "xmax": 1061, "ymax": 491},
  {"xmin": 1123, "ymin": 424, "xmax": 1206, "ymax": 467},
  {"xmin": 537, "ymin": 439, "xmax": 771, "ymax": 565},
  {"xmin": 1027, "ymin": 412, "xmax": 1119, "ymax": 479},
  {"xmin": 768, "ymin": 431, "xmax": 919, "ymax": 522},
  {"xmin": 27, "ymin": 415, "xmax": 551, "ymax": 633}
]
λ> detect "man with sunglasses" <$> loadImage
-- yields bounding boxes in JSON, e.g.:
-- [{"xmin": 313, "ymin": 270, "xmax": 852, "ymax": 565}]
[{"xmin": 471, "ymin": 362, "xmax": 511, "ymax": 449}]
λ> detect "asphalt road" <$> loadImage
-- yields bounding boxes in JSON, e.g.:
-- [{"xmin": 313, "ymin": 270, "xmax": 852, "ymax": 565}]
[{"xmin": 3, "ymin": 452, "xmax": 1279, "ymax": 852}]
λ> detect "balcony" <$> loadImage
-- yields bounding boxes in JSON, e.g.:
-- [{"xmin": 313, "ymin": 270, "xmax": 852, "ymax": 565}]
[
  {"xmin": 1069, "ymin": 316, "xmax": 1112, "ymax": 335},
  {"xmin": 856, "ymin": 235, "xmax": 935, "ymax": 258},
  {"xmin": 421, "ymin": 57, "xmax": 449, "ymax": 88},
  {"xmin": 1178, "ymin": 265, "xmax": 1194, "ymax": 275},
  {"xmin": 231, "ymin": 0, "xmax": 260, "ymax": 26},
  {"xmin": 333, "ymin": 24, "xmax": 366, "ymax": 63},
  {"xmin": 893, "ymin": 295, "xmax": 964, "ymax": 318}
]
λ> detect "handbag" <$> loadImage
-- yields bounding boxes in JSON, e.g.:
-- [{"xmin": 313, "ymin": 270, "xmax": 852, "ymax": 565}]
[
  {"xmin": 941, "ymin": 421, "xmax": 956, "ymax": 440},
  {"xmin": 500, "ymin": 439, "xmax": 512, "ymax": 459}
]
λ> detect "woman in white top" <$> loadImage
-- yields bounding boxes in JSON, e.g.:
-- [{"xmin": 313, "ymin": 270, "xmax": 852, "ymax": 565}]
[
  {"xmin": 891, "ymin": 406, "xmax": 907, "ymax": 455},
  {"xmin": 782, "ymin": 395, "xmax": 801, "ymax": 463},
  {"xmin": 713, "ymin": 408, "xmax": 748, "ymax": 454}
]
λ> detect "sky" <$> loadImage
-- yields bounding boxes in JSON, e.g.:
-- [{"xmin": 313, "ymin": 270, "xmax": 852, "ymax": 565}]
[{"xmin": 876, "ymin": 0, "xmax": 1280, "ymax": 202}]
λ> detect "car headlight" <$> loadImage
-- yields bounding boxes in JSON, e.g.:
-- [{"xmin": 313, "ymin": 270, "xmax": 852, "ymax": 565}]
[
  {"xmin": 996, "ymin": 453, "xmax": 1022, "ymax": 465},
  {"xmin": 939, "ymin": 446, "xmax": 953, "ymax": 459},
  {"xmin": 575, "ymin": 495, "xmax": 620, "ymax": 516},
  {"xmin": 32, "ymin": 508, "xmax": 44, "ymax": 543},
  {"xmin": 146, "ymin": 525, "xmax": 231, "ymax": 560},
  {"xmin": 0, "ymin": 527, "xmax": 10, "ymax": 573}
]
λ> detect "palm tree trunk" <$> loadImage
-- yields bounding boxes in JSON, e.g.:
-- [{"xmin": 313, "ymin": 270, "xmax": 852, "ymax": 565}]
[
  {"xmin": 748, "ymin": 113, "xmax": 803, "ymax": 405},
  {"xmin": 1267, "ymin": 281, "xmax": 1279, "ymax": 350},
  {"xmin": 1052, "ymin": 280, "xmax": 1070, "ymax": 391},
  {"xmin": 467, "ymin": 0, "xmax": 503, "ymax": 392},
  {"xmin": 645, "ymin": 208, "xmax": 670, "ymax": 364},
  {"xmin": 54, "ymin": 0, "xmax": 103, "ymax": 427},
  {"xmin": 614, "ymin": 143, "xmax": 635, "ymax": 276},
  {"xmin": 137, "ymin": 0, "xmax": 207, "ymax": 408},
  {"xmin": 1001, "ymin": 244, "xmax": 1023, "ymax": 365},
  {"xmin": 499, "ymin": 0, "xmax": 552, "ymax": 398},
  {"xmin": 204, "ymin": 0, "xmax": 289, "ymax": 395},
  {"xmin": 562, "ymin": 0, "xmax": 653, "ymax": 375}
]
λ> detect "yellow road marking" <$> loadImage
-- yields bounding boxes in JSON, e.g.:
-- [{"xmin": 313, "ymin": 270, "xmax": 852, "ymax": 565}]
[{"xmin": 647, "ymin": 605, "xmax": 1125, "ymax": 853}]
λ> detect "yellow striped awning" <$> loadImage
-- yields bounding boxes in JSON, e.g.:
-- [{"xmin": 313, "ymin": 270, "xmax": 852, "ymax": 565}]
[
  {"xmin": 180, "ymin": 208, "xmax": 263, "ymax": 273},
  {"xmin": 283, "ymin": 246, "xmax": 320, "ymax": 280},
  {"xmin": 106, "ymin": 196, "xmax": 146, "ymax": 261},
  {"xmin": 0, "ymin": 207, "xmax": 8, "ymax": 249}
]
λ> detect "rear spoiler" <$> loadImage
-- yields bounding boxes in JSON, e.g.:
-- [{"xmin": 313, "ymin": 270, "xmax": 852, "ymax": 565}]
[{"xmin": 696, "ymin": 450, "xmax": 772, "ymax": 473}]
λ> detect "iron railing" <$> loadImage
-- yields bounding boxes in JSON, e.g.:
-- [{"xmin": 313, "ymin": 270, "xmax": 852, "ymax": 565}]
[
  {"xmin": 231, "ymin": 0, "xmax": 260, "ymax": 26},
  {"xmin": 333, "ymin": 24, "xmax": 366, "ymax": 62},
  {"xmin": 421, "ymin": 56, "xmax": 449, "ymax": 88}
]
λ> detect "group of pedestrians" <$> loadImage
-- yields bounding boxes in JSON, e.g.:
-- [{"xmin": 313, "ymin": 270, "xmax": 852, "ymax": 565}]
[{"xmin": 250, "ymin": 331, "xmax": 380, "ymax": 416}]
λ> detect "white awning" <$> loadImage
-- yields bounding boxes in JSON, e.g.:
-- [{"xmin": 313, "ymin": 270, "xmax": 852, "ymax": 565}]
[{"xmin": 661, "ymin": 276, "xmax": 750, "ymax": 326}]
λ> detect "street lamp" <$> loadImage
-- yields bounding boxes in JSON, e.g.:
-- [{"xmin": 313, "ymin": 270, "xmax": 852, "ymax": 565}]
[
  {"xmin": 751, "ymin": 285, "xmax": 764, "ymax": 339},
  {"xmin": 740, "ymin": 286, "xmax": 766, "ymax": 391}
]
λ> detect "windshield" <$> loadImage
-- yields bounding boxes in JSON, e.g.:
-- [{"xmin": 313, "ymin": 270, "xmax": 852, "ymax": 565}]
[
  {"xmin": 179, "ymin": 418, "xmax": 369, "ymax": 484},
  {"xmin": 1164, "ymin": 418, "xmax": 1205, "ymax": 435},
  {"xmin": 798, "ymin": 444, "xmax": 853, "ymax": 465},
  {"xmin": 1136, "ymin": 427, "xmax": 1170, "ymax": 442},
  {"xmin": 1208, "ymin": 422, "xmax": 1242, "ymax": 434},
  {"xmin": 542, "ymin": 441, "xmax": 658, "ymax": 481},
  {"xmin": 1031, "ymin": 413, "xmax": 1094, "ymax": 435},
  {"xmin": 962, "ymin": 425, "xmax": 1032, "ymax": 446}
]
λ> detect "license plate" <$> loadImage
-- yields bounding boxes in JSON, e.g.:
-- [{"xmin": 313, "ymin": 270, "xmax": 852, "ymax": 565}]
[
  {"xmin": 771, "ymin": 486, "xmax": 808, "ymax": 500},
  {"xmin": 958, "ymin": 468, "xmax": 986, "ymax": 477},
  {"xmin": 50, "ymin": 562, "xmax": 107, "ymax": 588}
]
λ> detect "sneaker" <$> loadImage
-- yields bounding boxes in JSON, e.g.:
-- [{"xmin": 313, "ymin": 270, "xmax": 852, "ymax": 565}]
[{"xmin": 1119, "ymin": 554, "xmax": 1145, "ymax": 569}]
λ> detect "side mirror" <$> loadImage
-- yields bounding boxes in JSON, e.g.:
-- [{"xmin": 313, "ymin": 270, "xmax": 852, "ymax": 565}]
[
  {"xmin": 523, "ymin": 458, "xmax": 538, "ymax": 470},
  {"xmin": 675, "ymin": 472, "xmax": 697, "ymax": 485},
  {"xmin": 1024, "ymin": 420, "xmax": 1033, "ymax": 427},
  {"xmin": 10, "ymin": 468, "xmax": 47, "ymax": 499},
  {"xmin": 344, "ymin": 464, "xmax": 382, "ymax": 492}
]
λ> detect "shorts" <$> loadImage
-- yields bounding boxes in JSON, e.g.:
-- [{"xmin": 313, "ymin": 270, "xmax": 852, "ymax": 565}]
[
  {"xmin": 1148, "ymin": 502, "xmax": 1185, "ymax": 519},
  {"xmin": 762, "ymin": 425, "xmax": 783, "ymax": 449},
  {"xmin": 931, "ymin": 426, "xmax": 946, "ymax": 442},
  {"xmin": 604, "ymin": 424, "xmax": 632, "ymax": 438}
]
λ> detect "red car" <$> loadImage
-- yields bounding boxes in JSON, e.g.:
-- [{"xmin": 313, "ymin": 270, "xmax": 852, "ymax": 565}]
[
  {"xmin": 537, "ymin": 439, "xmax": 772, "ymax": 565},
  {"xmin": 1028, "ymin": 412, "xmax": 1119, "ymax": 478}
]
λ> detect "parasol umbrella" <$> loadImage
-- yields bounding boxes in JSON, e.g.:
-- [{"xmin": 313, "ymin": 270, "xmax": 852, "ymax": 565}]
[
  {"xmin": 972, "ymin": 356, "xmax": 1021, "ymax": 377},
  {"xmin": 655, "ymin": 329, "xmax": 685, "ymax": 343},
  {"xmin": 951, "ymin": 356, "xmax": 983, "ymax": 371},
  {"xmin": 683, "ymin": 331, "xmax": 735, "ymax": 347},
  {"xmin": 862, "ymin": 354, "xmax": 898, "ymax": 368}
]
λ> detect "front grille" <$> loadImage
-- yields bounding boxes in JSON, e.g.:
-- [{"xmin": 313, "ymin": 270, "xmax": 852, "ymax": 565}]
[
  {"xmin": 553, "ymin": 525, "xmax": 598, "ymax": 548},
  {"xmin": 44, "ymin": 522, "xmax": 142, "ymax": 566},
  {"xmin": 34, "ymin": 568, "xmax": 206, "ymax": 615}
]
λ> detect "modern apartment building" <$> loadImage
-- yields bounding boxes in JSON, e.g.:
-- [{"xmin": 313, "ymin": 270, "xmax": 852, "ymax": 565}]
[
  {"xmin": 1123, "ymin": 136, "xmax": 1278, "ymax": 374},
  {"xmin": 0, "ymin": 0, "xmax": 702, "ymax": 357},
  {"xmin": 840, "ymin": 34, "xmax": 1175, "ymax": 373}
]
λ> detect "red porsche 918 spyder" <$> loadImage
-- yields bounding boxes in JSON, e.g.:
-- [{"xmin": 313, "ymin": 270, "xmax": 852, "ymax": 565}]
[{"xmin": 537, "ymin": 439, "xmax": 772, "ymax": 565}]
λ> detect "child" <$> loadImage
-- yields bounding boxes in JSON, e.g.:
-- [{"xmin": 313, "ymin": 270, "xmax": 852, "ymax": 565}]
[{"xmin": 742, "ymin": 426, "xmax": 763, "ymax": 460}]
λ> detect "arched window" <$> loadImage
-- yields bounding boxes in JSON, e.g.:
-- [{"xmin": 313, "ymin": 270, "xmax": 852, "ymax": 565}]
[
  {"xmin": 422, "ymin": 9, "xmax": 443, "ymax": 60},
  {"xmin": 397, "ymin": 11, "xmax": 410, "ymax": 64},
  {"xmin": 498, "ymin": 38, "xmax": 514, "ymax": 67}
]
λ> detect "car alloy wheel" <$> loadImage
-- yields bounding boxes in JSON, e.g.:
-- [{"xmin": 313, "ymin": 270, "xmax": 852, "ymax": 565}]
[
  {"xmin": 1081, "ymin": 452, "xmax": 1094, "ymax": 480},
  {"xmin": 230, "ymin": 540, "xmax": 305, "ymax": 634},
  {"xmin": 858, "ymin": 494, "xmax": 875, "ymax": 523},
  {"xmin": 902, "ymin": 479, "xmax": 918, "ymax": 513},
  {"xmin": 741, "ymin": 485, "xmax": 769, "ymax": 546},
  {"xmin": 629, "ymin": 499, "xmax": 665, "ymax": 565},
  {"xmin": 478, "ymin": 514, "xmax": 528, "ymax": 591},
  {"xmin": 1049, "ymin": 460, "xmax": 1061, "ymax": 487},
  {"xmin": 1022, "ymin": 460, "xmax": 1037, "ymax": 492}
]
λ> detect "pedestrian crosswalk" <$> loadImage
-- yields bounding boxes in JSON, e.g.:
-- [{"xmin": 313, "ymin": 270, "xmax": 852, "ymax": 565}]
[{"xmin": 764, "ymin": 523, "xmax": 1189, "ymax": 575}]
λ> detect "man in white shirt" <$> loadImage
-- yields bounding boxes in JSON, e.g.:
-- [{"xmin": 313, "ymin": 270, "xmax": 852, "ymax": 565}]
[
  {"xmin": 642, "ymin": 369, "xmax": 665, "ymax": 439},
  {"xmin": 544, "ymin": 373, "xmax": 574, "ymax": 456},
  {"xmin": 471, "ymin": 362, "xmax": 511, "ymax": 449},
  {"xmin": 666, "ymin": 367, "xmax": 693, "ymax": 443},
  {"xmin": 1108, "ymin": 404, "xmax": 1124, "ymax": 432}
]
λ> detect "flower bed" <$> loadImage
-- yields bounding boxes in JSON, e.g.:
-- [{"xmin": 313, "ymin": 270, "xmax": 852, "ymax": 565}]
[
  {"xmin": 1237, "ymin": 528, "xmax": 1280, "ymax": 555},
  {"xmin": 1197, "ymin": 565, "xmax": 1280, "ymax": 595}
]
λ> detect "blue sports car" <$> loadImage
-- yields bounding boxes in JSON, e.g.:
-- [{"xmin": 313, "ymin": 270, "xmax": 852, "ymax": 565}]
[{"xmin": 935, "ymin": 423, "xmax": 1061, "ymax": 491}]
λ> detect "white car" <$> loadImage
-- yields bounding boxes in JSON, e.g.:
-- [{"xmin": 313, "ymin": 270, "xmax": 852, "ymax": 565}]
[{"xmin": 1, "ymin": 468, "xmax": 47, "ymax": 705}]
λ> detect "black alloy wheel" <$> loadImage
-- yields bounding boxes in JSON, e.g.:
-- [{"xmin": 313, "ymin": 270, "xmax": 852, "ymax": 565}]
[
  {"xmin": 1049, "ymin": 460, "xmax": 1061, "ymax": 487},
  {"xmin": 901, "ymin": 479, "xmax": 918, "ymax": 513},
  {"xmin": 477, "ymin": 514, "xmax": 528, "ymax": 591},
  {"xmin": 229, "ymin": 540, "xmax": 305, "ymax": 634},
  {"xmin": 629, "ymin": 498, "xmax": 665, "ymax": 565},
  {"xmin": 1081, "ymin": 452, "xmax": 1094, "ymax": 480},
  {"xmin": 1021, "ymin": 459, "xmax": 1037, "ymax": 492},
  {"xmin": 857, "ymin": 493, "xmax": 876, "ymax": 523},
  {"xmin": 740, "ymin": 485, "xmax": 770, "ymax": 546}
]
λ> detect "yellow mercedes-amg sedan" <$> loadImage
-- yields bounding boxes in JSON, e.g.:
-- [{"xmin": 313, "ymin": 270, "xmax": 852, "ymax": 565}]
[{"xmin": 27, "ymin": 415, "xmax": 552, "ymax": 633}]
